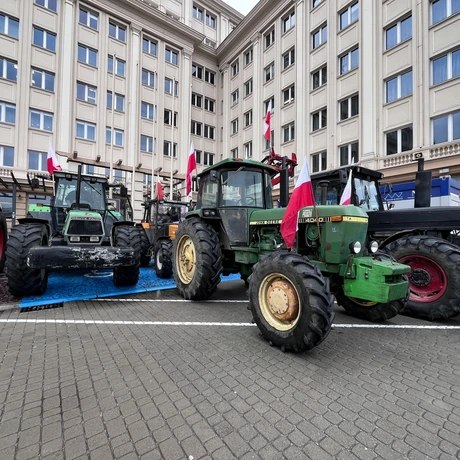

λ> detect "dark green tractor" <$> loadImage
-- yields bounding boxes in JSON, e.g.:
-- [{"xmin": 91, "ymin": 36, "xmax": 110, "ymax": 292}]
[
  {"xmin": 6, "ymin": 166, "xmax": 141, "ymax": 297},
  {"xmin": 0, "ymin": 204, "xmax": 6, "ymax": 273},
  {"xmin": 172, "ymin": 158, "xmax": 410, "ymax": 352}
]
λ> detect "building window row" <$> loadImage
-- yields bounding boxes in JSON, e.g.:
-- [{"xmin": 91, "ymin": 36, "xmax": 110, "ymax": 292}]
[
  {"xmin": 385, "ymin": 16, "xmax": 412, "ymax": 50},
  {"xmin": 164, "ymin": 109, "xmax": 177, "ymax": 126},
  {"xmin": 312, "ymin": 151, "xmax": 327, "ymax": 173},
  {"xmin": 244, "ymin": 78, "xmax": 253, "ymax": 97},
  {"xmin": 0, "ymin": 145, "xmax": 14, "ymax": 167},
  {"xmin": 0, "ymin": 14, "xmax": 19, "ymax": 39},
  {"xmin": 340, "ymin": 94, "xmax": 359, "ymax": 120},
  {"xmin": 340, "ymin": 2, "xmax": 359, "ymax": 30},
  {"xmin": 0, "ymin": 57, "xmax": 17, "ymax": 81},
  {"xmin": 283, "ymin": 84, "xmax": 295, "ymax": 105},
  {"xmin": 433, "ymin": 110, "xmax": 460, "ymax": 144},
  {"xmin": 386, "ymin": 70, "xmax": 412, "ymax": 102},
  {"xmin": 312, "ymin": 108, "xmax": 327, "ymax": 132},
  {"xmin": 142, "ymin": 69, "xmax": 155, "ymax": 87},
  {"xmin": 196, "ymin": 150, "xmax": 215, "ymax": 166},
  {"xmin": 432, "ymin": 49, "xmax": 460, "ymax": 85},
  {"xmin": 192, "ymin": 63, "xmax": 216, "ymax": 85},
  {"xmin": 30, "ymin": 109, "xmax": 52, "ymax": 131},
  {"xmin": 35, "ymin": 0, "xmax": 58, "ymax": 13},
  {"xmin": 282, "ymin": 48, "xmax": 295, "ymax": 70},
  {"xmin": 106, "ymin": 127, "xmax": 124, "ymax": 147},
  {"xmin": 0, "ymin": 101, "xmax": 16, "ymax": 124},
  {"xmin": 77, "ymin": 82, "xmax": 97, "ymax": 104},
  {"xmin": 432, "ymin": 0, "xmax": 460, "ymax": 25},
  {"xmin": 312, "ymin": 24, "xmax": 327, "ymax": 50},
  {"xmin": 79, "ymin": 7, "xmax": 98, "ymax": 30},
  {"xmin": 33, "ymin": 26, "xmax": 56, "ymax": 52},
  {"xmin": 141, "ymin": 102, "xmax": 155, "ymax": 120},
  {"xmin": 340, "ymin": 48, "xmax": 359, "ymax": 75},
  {"xmin": 386, "ymin": 126, "xmax": 413, "ymax": 155},
  {"xmin": 32, "ymin": 68, "xmax": 54, "ymax": 91},
  {"xmin": 312, "ymin": 66, "xmax": 327, "ymax": 90}
]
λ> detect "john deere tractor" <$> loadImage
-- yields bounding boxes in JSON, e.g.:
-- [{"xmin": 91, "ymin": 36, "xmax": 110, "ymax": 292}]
[
  {"xmin": 6, "ymin": 166, "xmax": 141, "ymax": 297},
  {"xmin": 172, "ymin": 158, "xmax": 410, "ymax": 352}
]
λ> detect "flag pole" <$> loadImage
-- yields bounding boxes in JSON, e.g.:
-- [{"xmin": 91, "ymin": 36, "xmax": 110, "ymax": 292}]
[
  {"xmin": 170, "ymin": 77, "xmax": 175, "ymax": 200},
  {"xmin": 308, "ymin": 157, "xmax": 322, "ymax": 242}
]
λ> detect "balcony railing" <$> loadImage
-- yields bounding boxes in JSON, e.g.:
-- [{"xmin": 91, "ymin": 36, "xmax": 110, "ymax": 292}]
[{"xmin": 429, "ymin": 141, "xmax": 460, "ymax": 159}]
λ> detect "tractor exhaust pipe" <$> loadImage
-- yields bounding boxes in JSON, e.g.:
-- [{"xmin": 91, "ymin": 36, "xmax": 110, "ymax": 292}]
[
  {"xmin": 414, "ymin": 158, "xmax": 431, "ymax": 208},
  {"xmin": 279, "ymin": 156, "xmax": 289, "ymax": 207},
  {"xmin": 75, "ymin": 164, "xmax": 82, "ymax": 210}
]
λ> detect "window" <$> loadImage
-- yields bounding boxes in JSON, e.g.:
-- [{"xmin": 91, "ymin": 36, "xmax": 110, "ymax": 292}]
[
  {"xmin": 432, "ymin": 0, "xmax": 460, "ymax": 25},
  {"xmin": 165, "ymin": 48, "xmax": 178, "ymax": 65},
  {"xmin": 79, "ymin": 8, "xmax": 98, "ymax": 30},
  {"xmin": 77, "ymin": 82, "xmax": 97, "ymax": 104},
  {"xmin": 191, "ymin": 120, "xmax": 202, "ymax": 136},
  {"xmin": 165, "ymin": 78, "xmax": 178, "ymax": 96},
  {"xmin": 265, "ymin": 130, "xmax": 274, "ymax": 150},
  {"xmin": 231, "ymin": 59, "xmax": 239, "ymax": 77},
  {"xmin": 244, "ymin": 110, "xmax": 253, "ymax": 127},
  {"xmin": 312, "ymin": 151, "xmax": 327, "ymax": 173},
  {"xmin": 204, "ymin": 124, "xmax": 215, "ymax": 140},
  {"xmin": 264, "ymin": 97, "xmax": 275, "ymax": 114},
  {"xmin": 191, "ymin": 93, "xmax": 202, "ymax": 108},
  {"xmin": 312, "ymin": 108, "xmax": 327, "ymax": 131},
  {"xmin": 283, "ymin": 85, "xmax": 295, "ymax": 105},
  {"xmin": 312, "ymin": 66, "xmax": 327, "ymax": 90},
  {"xmin": 140, "ymin": 135, "xmax": 153, "ymax": 153},
  {"xmin": 282, "ymin": 48, "xmax": 295, "ymax": 70},
  {"xmin": 78, "ymin": 44, "xmax": 97, "ymax": 67},
  {"xmin": 192, "ymin": 63, "xmax": 203, "ymax": 79},
  {"xmin": 107, "ymin": 92, "xmax": 125, "ymax": 111},
  {"xmin": 33, "ymin": 27, "xmax": 56, "ymax": 52},
  {"xmin": 108, "ymin": 55, "xmax": 125, "ymax": 77},
  {"xmin": 231, "ymin": 118, "xmax": 238, "ymax": 135},
  {"xmin": 340, "ymin": 48, "xmax": 359, "ymax": 75},
  {"xmin": 0, "ymin": 57, "xmax": 17, "ymax": 81},
  {"xmin": 164, "ymin": 110, "xmax": 178, "ymax": 127},
  {"xmin": 204, "ymin": 69, "xmax": 215, "ymax": 85},
  {"xmin": 312, "ymin": 0, "xmax": 323, "ymax": 8},
  {"xmin": 76, "ymin": 120, "xmax": 95, "ymax": 140},
  {"xmin": 163, "ymin": 141, "xmax": 177, "ymax": 157},
  {"xmin": 340, "ymin": 142, "xmax": 359, "ymax": 165},
  {"xmin": 231, "ymin": 90, "xmax": 239, "ymax": 106},
  {"xmin": 432, "ymin": 50, "xmax": 460, "ymax": 85},
  {"xmin": 283, "ymin": 122, "xmax": 295, "ymax": 142},
  {"xmin": 106, "ymin": 127, "xmax": 124, "ymax": 147},
  {"xmin": 386, "ymin": 70, "xmax": 413, "ymax": 102},
  {"xmin": 35, "ymin": 0, "xmax": 57, "ymax": 12},
  {"xmin": 30, "ymin": 109, "xmax": 53, "ymax": 131},
  {"xmin": 31, "ymin": 68, "xmax": 54, "ymax": 91},
  {"xmin": 203, "ymin": 152, "xmax": 214, "ymax": 166},
  {"xmin": 206, "ymin": 13, "xmax": 216, "ymax": 28},
  {"xmin": 204, "ymin": 97, "xmax": 215, "ymax": 112},
  {"xmin": 196, "ymin": 150, "xmax": 202, "ymax": 163},
  {"xmin": 0, "ymin": 14, "xmax": 19, "ymax": 39},
  {"xmin": 283, "ymin": 11, "xmax": 295, "ymax": 33},
  {"xmin": 433, "ymin": 110, "xmax": 460, "ymax": 144},
  {"xmin": 141, "ymin": 101, "xmax": 154, "ymax": 120},
  {"xmin": 244, "ymin": 48, "xmax": 253, "ymax": 66},
  {"xmin": 28, "ymin": 151, "xmax": 47, "ymax": 171},
  {"xmin": 386, "ymin": 16, "xmax": 412, "ymax": 50},
  {"xmin": 244, "ymin": 79, "xmax": 253, "ymax": 97},
  {"xmin": 0, "ymin": 102, "xmax": 16, "ymax": 124},
  {"xmin": 386, "ymin": 126, "xmax": 413, "ymax": 155},
  {"xmin": 0, "ymin": 145, "xmax": 14, "ymax": 167},
  {"xmin": 312, "ymin": 24, "xmax": 327, "ymax": 49},
  {"xmin": 339, "ymin": 94, "xmax": 359, "ymax": 120},
  {"xmin": 193, "ymin": 5, "xmax": 203, "ymax": 20},
  {"xmin": 265, "ymin": 62, "xmax": 275, "ymax": 83},
  {"xmin": 143, "ymin": 38, "xmax": 157, "ymax": 56},
  {"xmin": 109, "ymin": 22, "xmax": 126, "ymax": 42},
  {"xmin": 265, "ymin": 28, "xmax": 275, "ymax": 49},
  {"xmin": 231, "ymin": 147, "xmax": 238, "ymax": 158},
  {"xmin": 340, "ymin": 2, "xmax": 359, "ymax": 30},
  {"xmin": 142, "ymin": 69, "xmax": 155, "ymax": 87},
  {"xmin": 244, "ymin": 142, "xmax": 253, "ymax": 159}
]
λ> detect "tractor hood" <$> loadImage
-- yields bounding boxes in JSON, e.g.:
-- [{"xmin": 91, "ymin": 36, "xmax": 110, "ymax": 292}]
[{"xmin": 63, "ymin": 210, "xmax": 105, "ymax": 245}]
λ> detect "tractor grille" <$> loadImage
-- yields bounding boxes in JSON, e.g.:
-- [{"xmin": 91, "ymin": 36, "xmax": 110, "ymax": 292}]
[{"xmin": 67, "ymin": 219, "xmax": 104, "ymax": 236}]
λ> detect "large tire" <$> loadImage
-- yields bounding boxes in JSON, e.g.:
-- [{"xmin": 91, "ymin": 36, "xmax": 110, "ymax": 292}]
[
  {"xmin": 383, "ymin": 236, "xmax": 460, "ymax": 320},
  {"xmin": 173, "ymin": 217, "xmax": 222, "ymax": 300},
  {"xmin": 113, "ymin": 226, "xmax": 141, "ymax": 286},
  {"xmin": 334, "ymin": 252, "xmax": 407, "ymax": 322},
  {"xmin": 154, "ymin": 239, "xmax": 173, "ymax": 279},
  {"xmin": 0, "ymin": 213, "xmax": 6, "ymax": 273},
  {"xmin": 248, "ymin": 252, "xmax": 334, "ymax": 353},
  {"xmin": 139, "ymin": 228, "xmax": 151, "ymax": 267},
  {"xmin": 6, "ymin": 224, "xmax": 49, "ymax": 297}
]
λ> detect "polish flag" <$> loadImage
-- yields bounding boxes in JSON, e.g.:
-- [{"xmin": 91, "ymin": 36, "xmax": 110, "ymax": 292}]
[
  {"xmin": 263, "ymin": 103, "xmax": 271, "ymax": 142},
  {"xmin": 186, "ymin": 141, "xmax": 196, "ymax": 196},
  {"xmin": 339, "ymin": 169, "xmax": 353, "ymax": 205},
  {"xmin": 47, "ymin": 143, "xmax": 62, "ymax": 175},
  {"xmin": 156, "ymin": 180, "xmax": 164, "ymax": 200},
  {"xmin": 280, "ymin": 160, "xmax": 315, "ymax": 248}
]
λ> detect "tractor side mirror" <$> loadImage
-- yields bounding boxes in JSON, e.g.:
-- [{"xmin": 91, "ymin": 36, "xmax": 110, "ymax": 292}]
[
  {"xmin": 339, "ymin": 169, "xmax": 348, "ymax": 184},
  {"xmin": 210, "ymin": 171, "xmax": 218, "ymax": 183}
]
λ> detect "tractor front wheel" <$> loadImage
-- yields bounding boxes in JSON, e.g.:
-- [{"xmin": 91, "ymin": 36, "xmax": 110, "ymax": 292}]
[
  {"xmin": 139, "ymin": 228, "xmax": 151, "ymax": 267},
  {"xmin": 154, "ymin": 239, "xmax": 173, "ymax": 279},
  {"xmin": 6, "ymin": 223, "xmax": 49, "ymax": 297},
  {"xmin": 0, "ymin": 213, "xmax": 6, "ymax": 273},
  {"xmin": 384, "ymin": 236, "xmax": 460, "ymax": 320},
  {"xmin": 248, "ymin": 252, "xmax": 334, "ymax": 353},
  {"xmin": 113, "ymin": 226, "xmax": 141, "ymax": 286},
  {"xmin": 173, "ymin": 217, "xmax": 222, "ymax": 300}
]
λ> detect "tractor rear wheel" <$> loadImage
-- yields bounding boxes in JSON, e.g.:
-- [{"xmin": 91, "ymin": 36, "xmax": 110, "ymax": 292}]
[
  {"xmin": 248, "ymin": 252, "xmax": 334, "ymax": 352},
  {"xmin": 139, "ymin": 228, "xmax": 151, "ymax": 267},
  {"xmin": 6, "ymin": 223, "xmax": 49, "ymax": 297},
  {"xmin": 0, "ymin": 213, "xmax": 6, "ymax": 273},
  {"xmin": 113, "ymin": 226, "xmax": 141, "ymax": 286},
  {"xmin": 384, "ymin": 236, "xmax": 460, "ymax": 320},
  {"xmin": 154, "ymin": 239, "xmax": 173, "ymax": 279},
  {"xmin": 173, "ymin": 217, "xmax": 222, "ymax": 300}
]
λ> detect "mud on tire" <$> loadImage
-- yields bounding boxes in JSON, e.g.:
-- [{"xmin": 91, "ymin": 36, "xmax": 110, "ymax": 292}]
[
  {"xmin": 113, "ymin": 225, "xmax": 141, "ymax": 286},
  {"xmin": 154, "ymin": 239, "xmax": 173, "ymax": 279}
]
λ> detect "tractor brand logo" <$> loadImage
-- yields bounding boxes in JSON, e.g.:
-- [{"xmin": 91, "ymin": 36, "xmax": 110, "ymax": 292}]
[
  {"xmin": 250, "ymin": 219, "xmax": 283, "ymax": 225},
  {"xmin": 301, "ymin": 209, "xmax": 313, "ymax": 218},
  {"xmin": 299, "ymin": 217, "xmax": 332, "ymax": 223}
]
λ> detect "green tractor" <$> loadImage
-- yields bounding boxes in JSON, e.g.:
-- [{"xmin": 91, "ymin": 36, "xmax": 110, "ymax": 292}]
[
  {"xmin": 172, "ymin": 158, "xmax": 410, "ymax": 352},
  {"xmin": 6, "ymin": 166, "xmax": 141, "ymax": 297},
  {"xmin": 0, "ymin": 204, "xmax": 6, "ymax": 273}
]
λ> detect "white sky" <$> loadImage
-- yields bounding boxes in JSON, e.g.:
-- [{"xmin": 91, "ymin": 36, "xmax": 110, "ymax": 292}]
[{"xmin": 228, "ymin": 0, "xmax": 260, "ymax": 16}]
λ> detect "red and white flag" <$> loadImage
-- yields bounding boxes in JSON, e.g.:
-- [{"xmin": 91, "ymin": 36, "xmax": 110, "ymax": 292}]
[
  {"xmin": 339, "ymin": 169, "xmax": 353, "ymax": 205},
  {"xmin": 186, "ymin": 141, "xmax": 196, "ymax": 196},
  {"xmin": 280, "ymin": 160, "xmax": 316, "ymax": 248},
  {"xmin": 263, "ymin": 103, "xmax": 271, "ymax": 142},
  {"xmin": 156, "ymin": 180, "xmax": 164, "ymax": 200},
  {"xmin": 47, "ymin": 143, "xmax": 62, "ymax": 175}
]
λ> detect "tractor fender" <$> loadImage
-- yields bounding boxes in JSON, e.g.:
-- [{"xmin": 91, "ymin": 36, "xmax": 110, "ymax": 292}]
[
  {"xmin": 378, "ymin": 229, "xmax": 424, "ymax": 249},
  {"xmin": 17, "ymin": 218, "xmax": 51, "ymax": 239},
  {"xmin": 110, "ymin": 220, "xmax": 135, "ymax": 242}
]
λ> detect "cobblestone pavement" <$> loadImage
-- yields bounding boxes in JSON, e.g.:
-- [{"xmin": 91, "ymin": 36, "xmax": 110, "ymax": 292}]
[{"xmin": 0, "ymin": 281, "xmax": 459, "ymax": 460}]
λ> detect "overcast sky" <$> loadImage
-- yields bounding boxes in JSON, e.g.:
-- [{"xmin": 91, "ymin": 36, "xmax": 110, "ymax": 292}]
[{"xmin": 228, "ymin": 0, "xmax": 260, "ymax": 16}]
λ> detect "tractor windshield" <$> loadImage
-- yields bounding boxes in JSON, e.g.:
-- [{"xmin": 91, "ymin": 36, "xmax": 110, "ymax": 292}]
[
  {"xmin": 54, "ymin": 178, "xmax": 106, "ymax": 211},
  {"xmin": 220, "ymin": 169, "xmax": 264, "ymax": 207}
]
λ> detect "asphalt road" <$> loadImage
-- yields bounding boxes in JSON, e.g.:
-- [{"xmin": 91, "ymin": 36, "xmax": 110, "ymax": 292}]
[{"xmin": 0, "ymin": 280, "xmax": 459, "ymax": 459}]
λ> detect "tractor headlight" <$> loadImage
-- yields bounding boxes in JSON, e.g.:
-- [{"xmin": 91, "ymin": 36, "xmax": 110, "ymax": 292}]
[
  {"xmin": 350, "ymin": 241, "xmax": 361, "ymax": 254},
  {"xmin": 89, "ymin": 236, "xmax": 100, "ymax": 243},
  {"xmin": 369, "ymin": 240, "xmax": 379, "ymax": 253},
  {"xmin": 70, "ymin": 236, "xmax": 80, "ymax": 242}
]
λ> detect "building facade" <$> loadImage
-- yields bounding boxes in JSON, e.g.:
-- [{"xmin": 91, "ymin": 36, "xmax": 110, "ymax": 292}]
[{"xmin": 1, "ymin": 0, "xmax": 459, "ymax": 220}]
